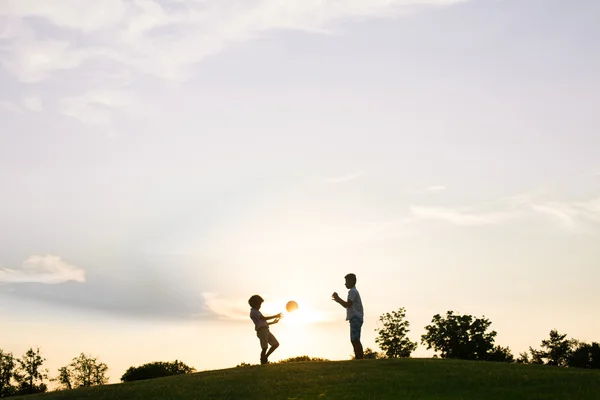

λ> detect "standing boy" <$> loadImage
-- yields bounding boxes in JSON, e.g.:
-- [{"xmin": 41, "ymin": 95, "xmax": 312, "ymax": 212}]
[
  {"xmin": 248, "ymin": 294, "xmax": 282, "ymax": 364},
  {"xmin": 332, "ymin": 273, "xmax": 364, "ymax": 359}
]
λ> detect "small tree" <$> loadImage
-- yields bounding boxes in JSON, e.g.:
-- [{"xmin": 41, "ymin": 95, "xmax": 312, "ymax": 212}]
[
  {"xmin": 0, "ymin": 350, "xmax": 16, "ymax": 397},
  {"xmin": 529, "ymin": 347, "xmax": 546, "ymax": 365},
  {"xmin": 529, "ymin": 330, "xmax": 573, "ymax": 367},
  {"xmin": 421, "ymin": 311, "xmax": 497, "ymax": 360},
  {"xmin": 516, "ymin": 352, "xmax": 530, "ymax": 364},
  {"xmin": 375, "ymin": 308, "xmax": 418, "ymax": 358},
  {"xmin": 14, "ymin": 347, "xmax": 47, "ymax": 395},
  {"xmin": 56, "ymin": 353, "xmax": 109, "ymax": 389}
]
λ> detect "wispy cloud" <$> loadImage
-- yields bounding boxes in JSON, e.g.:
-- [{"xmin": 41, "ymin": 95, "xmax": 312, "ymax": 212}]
[
  {"xmin": 408, "ymin": 194, "xmax": 600, "ymax": 230},
  {"xmin": 0, "ymin": 0, "xmax": 470, "ymax": 127},
  {"xmin": 60, "ymin": 89, "xmax": 134, "ymax": 126},
  {"xmin": 407, "ymin": 185, "xmax": 447, "ymax": 194},
  {"xmin": 0, "ymin": 255, "xmax": 86, "ymax": 284},
  {"xmin": 202, "ymin": 292, "xmax": 249, "ymax": 321},
  {"xmin": 1, "ymin": 0, "xmax": 469, "ymax": 81},
  {"xmin": 322, "ymin": 171, "xmax": 365, "ymax": 184},
  {"xmin": 507, "ymin": 195, "xmax": 600, "ymax": 229},
  {"xmin": 410, "ymin": 205, "xmax": 514, "ymax": 226}
]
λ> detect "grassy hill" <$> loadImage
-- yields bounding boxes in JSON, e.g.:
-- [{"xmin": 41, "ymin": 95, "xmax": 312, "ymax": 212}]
[{"xmin": 16, "ymin": 358, "xmax": 600, "ymax": 400}]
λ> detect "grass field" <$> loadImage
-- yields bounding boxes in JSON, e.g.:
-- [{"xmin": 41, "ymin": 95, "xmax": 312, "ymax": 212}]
[{"xmin": 15, "ymin": 358, "xmax": 600, "ymax": 400}]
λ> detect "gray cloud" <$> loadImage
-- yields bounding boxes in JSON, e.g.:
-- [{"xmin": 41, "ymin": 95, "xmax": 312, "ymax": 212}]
[
  {"xmin": 0, "ymin": 254, "xmax": 213, "ymax": 321},
  {"xmin": 0, "ymin": 255, "xmax": 85, "ymax": 284}
]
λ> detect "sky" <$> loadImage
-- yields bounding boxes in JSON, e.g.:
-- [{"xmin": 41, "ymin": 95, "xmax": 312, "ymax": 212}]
[{"xmin": 1, "ymin": 0, "xmax": 600, "ymax": 385}]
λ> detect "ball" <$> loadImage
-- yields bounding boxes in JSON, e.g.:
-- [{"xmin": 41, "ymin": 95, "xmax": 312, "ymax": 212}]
[{"xmin": 286, "ymin": 300, "xmax": 298, "ymax": 312}]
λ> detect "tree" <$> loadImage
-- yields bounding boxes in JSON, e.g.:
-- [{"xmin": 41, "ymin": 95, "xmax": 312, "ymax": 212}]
[
  {"xmin": 421, "ymin": 311, "xmax": 499, "ymax": 361},
  {"xmin": 121, "ymin": 360, "xmax": 195, "ymax": 382},
  {"xmin": 542, "ymin": 330, "xmax": 572, "ymax": 366},
  {"xmin": 528, "ymin": 347, "xmax": 546, "ymax": 365},
  {"xmin": 14, "ymin": 347, "xmax": 47, "ymax": 395},
  {"xmin": 487, "ymin": 345, "xmax": 514, "ymax": 363},
  {"xmin": 0, "ymin": 350, "xmax": 16, "ymax": 398},
  {"xmin": 56, "ymin": 353, "xmax": 109, "ymax": 390},
  {"xmin": 567, "ymin": 341, "xmax": 600, "ymax": 369},
  {"xmin": 516, "ymin": 352, "xmax": 530, "ymax": 364},
  {"xmin": 375, "ymin": 308, "xmax": 418, "ymax": 358},
  {"xmin": 529, "ymin": 330, "xmax": 573, "ymax": 367}
]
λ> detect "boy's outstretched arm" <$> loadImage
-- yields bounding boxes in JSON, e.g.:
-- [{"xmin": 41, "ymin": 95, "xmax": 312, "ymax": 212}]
[
  {"xmin": 261, "ymin": 313, "xmax": 283, "ymax": 321},
  {"xmin": 332, "ymin": 292, "xmax": 353, "ymax": 309}
]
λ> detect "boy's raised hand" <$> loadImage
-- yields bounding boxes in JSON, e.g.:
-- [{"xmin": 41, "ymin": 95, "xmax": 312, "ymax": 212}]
[{"xmin": 332, "ymin": 292, "xmax": 340, "ymax": 301}]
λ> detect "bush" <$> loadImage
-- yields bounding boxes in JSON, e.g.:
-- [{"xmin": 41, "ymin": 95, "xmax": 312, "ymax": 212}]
[
  {"xmin": 121, "ymin": 360, "xmax": 195, "ymax": 382},
  {"xmin": 277, "ymin": 356, "xmax": 329, "ymax": 363}
]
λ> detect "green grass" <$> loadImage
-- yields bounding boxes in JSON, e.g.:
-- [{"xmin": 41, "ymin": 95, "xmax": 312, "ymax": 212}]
[{"xmin": 17, "ymin": 358, "xmax": 600, "ymax": 400}]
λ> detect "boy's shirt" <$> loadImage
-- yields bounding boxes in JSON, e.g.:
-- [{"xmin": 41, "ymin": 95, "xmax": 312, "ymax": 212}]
[
  {"xmin": 346, "ymin": 287, "xmax": 364, "ymax": 320},
  {"xmin": 250, "ymin": 308, "xmax": 268, "ymax": 331}
]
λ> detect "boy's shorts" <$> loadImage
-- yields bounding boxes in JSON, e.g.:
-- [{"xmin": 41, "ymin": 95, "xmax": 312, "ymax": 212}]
[
  {"xmin": 257, "ymin": 327, "xmax": 279, "ymax": 349},
  {"xmin": 349, "ymin": 316, "xmax": 363, "ymax": 342}
]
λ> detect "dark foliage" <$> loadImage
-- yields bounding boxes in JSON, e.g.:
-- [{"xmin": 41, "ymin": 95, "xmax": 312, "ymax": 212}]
[
  {"xmin": 375, "ymin": 308, "xmax": 418, "ymax": 358},
  {"xmin": 121, "ymin": 360, "xmax": 195, "ymax": 382},
  {"xmin": 421, "ymin": 311, "xmax": 512, "ymax": 362}
]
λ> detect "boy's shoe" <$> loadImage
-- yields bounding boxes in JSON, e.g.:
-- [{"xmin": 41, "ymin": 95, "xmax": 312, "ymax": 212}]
[{"xmin": 260, "ymin": 356, "xmax": 268, "ymax": 365}]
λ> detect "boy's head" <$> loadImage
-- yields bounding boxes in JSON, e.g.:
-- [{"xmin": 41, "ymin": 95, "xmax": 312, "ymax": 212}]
[
  {"xmin": 248, "ymin": 294, "xmax": 264, "ymax": 309},
  {"xmin": 344, "ymin": 273, "xmax": 357, "ymax": 289}
]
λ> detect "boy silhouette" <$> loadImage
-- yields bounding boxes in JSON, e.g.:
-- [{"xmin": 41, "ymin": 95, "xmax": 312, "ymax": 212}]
[
  {"xmin": 332, "ymin": 273, "xmax": 364, "ymax": 359},
  {"xmin": 248, "ymin": 294, "xmax": 282, "ymax": 364}
]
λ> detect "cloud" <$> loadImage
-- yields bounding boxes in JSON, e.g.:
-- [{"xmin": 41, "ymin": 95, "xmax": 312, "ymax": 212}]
[
  {"xmin": 1, "ymin": 0, "xmax": 470, "ymax": 128},
  {"xmin": 21, "ymin": 94, "xmax": 43, "ymax": 111},
  {"xmin": 0, "ymin": 100, "xmax": 22, "ymax": 113},
  {"xmin": 0, "ymin": 255, "xmax": 85, "ymax": 284},
  {"xmin": 1, "ymin": 0, "xmax": 470, "ymax": 83},
  {"xmin": 0, "ymin": 254, "xmax": 211, "ymax": 320},
  {"xmin": 202, "ymin": 292, "xmax": 248, "ymax": 321},
  {"xmin": 322, "ymin": 171, "xmax": 365, "ymax": 184},
  {"xmin": 407, "ymin": 185, "xmax": 447, "ymax": 194},
  {"xmin": 60, "ymin": 89, "xmax": 134, "ymax": 125},
  {"xmin": 410, "ymin": 205, "xmax": 514, "ymax": 226},
  {"xmin": 409, "ymin": 194, "xmax": 600, "ymax": 230},
  {"xmin": 507, "ymin": 195, "xmax": 600, "ymax": 229}
]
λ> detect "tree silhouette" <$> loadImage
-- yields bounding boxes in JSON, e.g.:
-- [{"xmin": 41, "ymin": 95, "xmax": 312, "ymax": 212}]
[
  {"xmin": 567, "ymin": 341, "xmax": 600, "ymax": 369},
  {"xmin": 487, "ymin": 345, "xmax": 514, "ymax": 363},
  {"xmin": 14, "ymin": 348, "xmax": 47, "ymax": 395},
  {"xmin": 516, "ymin": 352, "xmax": 530, "ymax": 364},
  {"xmin": 529, "ymin": 330, "xmax": 573, "ymax": 367},
  {"xmin": 56, "ymin": 353, "xmax": 109, "ymax": 389},
  {"xmin": 0, "ymin": 350, "xmax": 16, "ymax": 397},
  {"xmin": 375, "ymin": 308, "xmax": 418, "ymax": 358},
  {"xmin": 421, "ymin": 311, "xmax": 506, "ymax": 361}
]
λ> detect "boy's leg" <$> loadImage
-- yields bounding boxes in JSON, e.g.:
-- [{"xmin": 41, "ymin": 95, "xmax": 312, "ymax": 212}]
[
  {"xmin": 352, "ymin": 341, "xmax": 364, "ymax": 359},
  {"xmin": 265, "ymin": 332, "xmax": 280, "ymax": 360},
  {"xmin": 350, "ymin": 317, "xmax": 364, "ymax": 359},
  {"xmin": 257, "ymin": 328, "xmax": 269, "ymax": 364},
  {"xmin": 260, "ymin": 348, "xmax": 268, "ymax": 364}
]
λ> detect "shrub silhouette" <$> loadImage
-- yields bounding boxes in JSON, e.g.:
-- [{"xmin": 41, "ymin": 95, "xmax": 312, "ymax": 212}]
[
  {"xmin": 277, "ymin": 356, "xmax": 329, "ymax": 363},
  {"xmin": 121, "ymin": 360, "xmax": 195, "ymax": 382}
]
